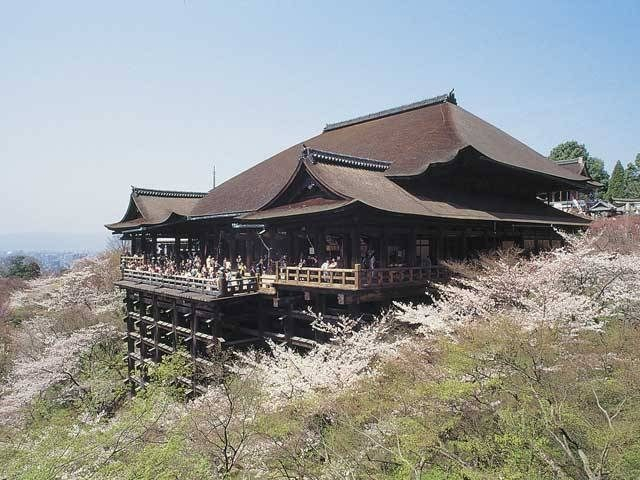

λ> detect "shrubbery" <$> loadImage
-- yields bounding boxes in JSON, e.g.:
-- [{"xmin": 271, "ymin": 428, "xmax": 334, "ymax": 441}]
[{"xmin": 1, "ymin": 220, "xmax": 639, "ymax": 479}]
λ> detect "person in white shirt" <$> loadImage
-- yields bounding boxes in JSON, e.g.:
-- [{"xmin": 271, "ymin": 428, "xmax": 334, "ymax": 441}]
[{"xmin": 321, "ymin": 259, "xmax": 330, "ymax": 281}]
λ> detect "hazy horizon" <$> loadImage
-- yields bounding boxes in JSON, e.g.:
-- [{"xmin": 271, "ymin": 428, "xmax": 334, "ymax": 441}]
[
  {"xmin": 0, "ymin": 232, "xmax": 112, "ymax": 253},
  {"xmin": 1, "ymin": 1, "xmax": 638, "ymax": 238}
]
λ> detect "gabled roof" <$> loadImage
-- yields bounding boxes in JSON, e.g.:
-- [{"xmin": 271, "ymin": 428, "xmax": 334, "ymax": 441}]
[
  {"xmin": 106, "ymin": 187, "xmax": 207, "ymax": 232},
  {"xmin": 556, "ymin": 157, "xmax": 589, "ymax": 177},
  {"xmin": 239, "ymin": 154, "xmax": 591, "ymax": 226},
  {"xmin": 191, "ymin": 93, "xmax": 593, "ymax": 218},
  {"xmin": 588, "ymin": 200, "xmax": 616, "ymax": 212}
]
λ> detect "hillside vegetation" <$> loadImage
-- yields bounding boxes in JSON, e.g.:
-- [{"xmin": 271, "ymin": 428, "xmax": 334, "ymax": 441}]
[{"xmin": 1, "ymin": 218, "xmax": 639, "ymax": 479}]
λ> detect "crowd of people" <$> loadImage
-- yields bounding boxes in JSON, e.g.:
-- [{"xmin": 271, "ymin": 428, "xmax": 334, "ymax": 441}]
[
  {"xmin": 122, "ymin": 249, "xmax": 379, "ymax": 284},
  {"xmin": 123, "ymin": 253, "xmax": 267, "ymax": 281}
]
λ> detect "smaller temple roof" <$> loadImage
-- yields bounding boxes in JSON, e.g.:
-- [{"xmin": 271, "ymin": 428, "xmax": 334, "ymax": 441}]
[
  {"xmin": 106, "ymin": 186, "xmax": 207, "ymax": 232},
  {"xmin": 555, "ymin": 157, "xmax": 589, "ymax": 177},
  {"xmin": 241, "ymin": 152, "xmax": 591, "ymax": 226}
]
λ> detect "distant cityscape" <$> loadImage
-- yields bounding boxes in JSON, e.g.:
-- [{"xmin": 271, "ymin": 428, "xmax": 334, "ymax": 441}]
[{"xmin": 0, "ymin": 250, "xmax": 97, "ymax": 274}]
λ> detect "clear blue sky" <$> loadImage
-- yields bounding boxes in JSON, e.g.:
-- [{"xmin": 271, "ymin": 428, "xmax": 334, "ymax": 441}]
[{"xmin": 1, "ymin": 1, "xmax": 638, "ymax": 237}]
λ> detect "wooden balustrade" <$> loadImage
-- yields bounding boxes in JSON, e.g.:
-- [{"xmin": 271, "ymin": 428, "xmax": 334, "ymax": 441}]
[
  {"xmin": 121, "ymin": 268, "xmax": 260, "ymax": 296},
  {"xmin": 274, "ymin": 264, "xmax": 442, "ymax": 290},
  {"xmin": 122, "ymin": 261, "xmax": 442, "ymax": 295}
]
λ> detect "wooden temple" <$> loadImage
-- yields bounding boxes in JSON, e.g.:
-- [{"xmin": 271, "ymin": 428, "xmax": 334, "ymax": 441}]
[{"xmin": 106, "ymin": 92, "xmax": 595, "ymax": 392}]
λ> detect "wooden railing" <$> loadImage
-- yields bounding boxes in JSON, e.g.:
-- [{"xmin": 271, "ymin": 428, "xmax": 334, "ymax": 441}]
[
  {"xmin": 275, "ymin": 265, "xmax": 359, "ymax": 289},
  {"xmin": 121, "ymin": 263, "xmax": 442, "ymax": 295},
  {"xmin": 121, "ymin": 268, "xmax": 259, "ymax": 296},
  {"xmin": 274, "ymin": 264, "xmax": 442, "ymax": 290}
]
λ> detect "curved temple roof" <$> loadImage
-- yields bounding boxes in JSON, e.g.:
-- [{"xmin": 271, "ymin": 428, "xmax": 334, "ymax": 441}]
[
  {"xmin": 190, "ymin": 93, "xmax": 593, "ymax": 219},
  {"xmin": 107, "ymin": 93, "xmax": 594, "ymax": 231},
  {"xmin": 106, "ymin": 187, "xmax": 207, "ymax": 232},
  {"xmin": 240, "ymin": 153, "xmax": 591, "ymax": 226}
]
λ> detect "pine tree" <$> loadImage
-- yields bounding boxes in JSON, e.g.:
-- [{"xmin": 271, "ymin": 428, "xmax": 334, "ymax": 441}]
[
  {"xmin": 625, "ymin": 153, "xmax": 640, "ymax": 198},
  {"xmin": 606, "ymin": 161, "xmax": 627, "ymax": 200}
]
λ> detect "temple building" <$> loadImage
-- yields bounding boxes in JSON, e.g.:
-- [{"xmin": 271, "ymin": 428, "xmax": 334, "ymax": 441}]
[{"xmin": 106, "ymin": 92, "xmax": 595, "ymax": 392}]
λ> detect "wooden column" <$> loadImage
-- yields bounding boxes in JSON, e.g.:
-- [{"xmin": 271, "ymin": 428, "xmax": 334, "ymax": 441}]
[
  {"xmin": 257, "ymin": 302, "xmax": 266, "ymax": 339},
  {"xmin": 125, "ymin": 295, "xmax": 135, "ymax": 394},
  {"xmin": 350, "ymin": 226, "xmax": 360, "ymax": 268},
  {"xmin": 462, "ymin": 229, "xmax": 470, "ymax": 259},
  {"xmin": 229, "ymin": 234, "xmax": 237, "ymax": 263},
  {"xmin": 131, "ymin": 235, "xmax": 138, "ymax": 255},
  {"xmin": 436, "ymin": 227, "xmax": 445, "ymax": 263},
  {"xmin": 151, "ymin": 235, "xmax": 158, "ymax": 257},
  {"xmin": 379, "ymin": 227, "xmax": 388, "ymax": 268},
  {"xmin": 140, "ymin": 234, "xmax": 148, "ymax": 257},
  {"xmin": 138, "ymin": 296, "xmax": 147, "ymax": 370},
  {"xmin": 288, "ymin": 230, "xmax": 296, "ymax": 264},
  {"xmin": 171, "ymin": 299, "xmax": 178, "ymax": 350},
  {"xmin": 152, "ymin": 295, "xmax": 159, "ymax": 362},
  {"xmin": 246, "ymin": 237, "xmax": 255, "ymax": 267},
  {"xmin": 316, "ymin": 229, "xmax": 326, "ymax": 261},
  {"xmin": 174, "ymin": 234, "xmax": 181, "ymax": 259},
  {"xmin": 407, "ymin": 227, "xmax": 417, "ymax": 266},
  {"xmin": 199, "ymin": 234, "xmax": 207, "ymax": 260}
]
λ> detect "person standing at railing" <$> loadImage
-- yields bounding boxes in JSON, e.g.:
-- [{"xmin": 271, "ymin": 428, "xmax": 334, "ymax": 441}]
[
  {"xmin": 217, "ymin": 268, "xmax": 228, "ymax": 296},
  {"xmin": 321, "ymin": 259, "xmax": 330, "ymax": 282},
  {"xmin": 238, "ymin": 261, "xmax": 247, "ymax": 277}
]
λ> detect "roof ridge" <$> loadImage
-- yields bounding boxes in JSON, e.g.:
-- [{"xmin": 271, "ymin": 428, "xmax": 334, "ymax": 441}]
[
  {"xmin": 555, "ymin": 156, "xmax": 584, "ymax": 165},
  {"xmin": 131, "ymin": 186, "xmax": 207, "ymax": 198},
  {"xmin": 323, "ymin": 90, "xmax": 456, "ymax": 132},
  {"xmin": 302, "ymin": 147, "xmax": 391, "ymax": 171}
]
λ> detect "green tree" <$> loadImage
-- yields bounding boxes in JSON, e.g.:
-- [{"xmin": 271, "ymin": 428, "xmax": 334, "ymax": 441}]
[
  {"xmin": 607, "ymin": 160, "xmax": 627, "ymax": 200},
  {"xmin": 6, "ymin": 255, "xmax": 40, "ymax": 280},
  {"xmin": 549, "ymin": 140, "xmax": 589, "ymax": 161},
  {"xmin": 587, "ymin": 156, "xmax": 610, "ymax": 192},
  {"xmin": 625, "ymin": 153, "xmax": 640, "ymax": 198},
  {"xmin": 549, "ymin": 141, "xmax": 610, "ymax": 196}
]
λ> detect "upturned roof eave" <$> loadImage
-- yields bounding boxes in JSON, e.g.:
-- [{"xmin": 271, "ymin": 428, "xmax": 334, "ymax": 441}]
[{"xmin": 385, "ymin": 145, "xmax": 594, "ymax": 191}]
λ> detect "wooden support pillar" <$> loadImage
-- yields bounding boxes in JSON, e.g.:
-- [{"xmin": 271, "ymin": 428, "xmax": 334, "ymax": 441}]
[
  {"xmin": 199, "ymin": 234, "xmax": 207, "ymax": 260},
  {"xmin": 313, "ymin": 293, "xmax": 326, "ymax": 316},
  {"xmin": 131, "ymin": 235, "xmax": 138, "ymax": 255},
  {"xmin": 189, "ymin": 304, "xmax": 197, "ymax": 386},
  {"xmin": 171, "ymin": 299, "xmax": 178, "ymax": 350},
  {"xmin": 257, "ymin": 302, "xmax": 266, "ymax": 339},
  {"xmin": 152, "ymin": 295, "xmax": 159, "ymax": 362},
  {"xmin": 138, "ymin": 296, "xmax": 147, "ymax": 371},
  {"xmin": 174, "ymin": 234, "xmax": 181, "ymax": 259},
  {"xmin": 140, "ymin": 234, "xmax": 148, "ymax": 257},
  {"xmin": 462, "ymin": 229, "xmax": 470, "ymax": 259},
  {"xmin": 379, "ymin": 227, "xmax": 388, "ymax": 268},
  {"xmin": 151, "ymin": 235, "xmax": 158, "ymax": 257},
  {"xmin": 284, "ymin": 303, "xmax": 294, "ymax": 343},
  {"xmin": 436, "ymin": 227, "xmax": 445, "ymax": 263},
  {"xmin": 229, "ymin": 234, "xmax": 237, "ymax": 263},
  {"xmin": 125, "ymin": 295, "xmax": 135, "ymax": 393},
  {"xmin": 246, "ymin": 237, "xmax": 254, "ymax": 267},
  {"xmin": 288, "ymin": 230, "xmax": 296, "ymax": 264},
  {"xmin": 350, "ymin": 226, "xmax": 360, "ymax": 268},
  {"xmin": 408, "ymin": 227, "xmax": 417, "ymax": 267},
  {"xmin": 190, "ymin": 304, "xmax": 197, "ymax": 360}
]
